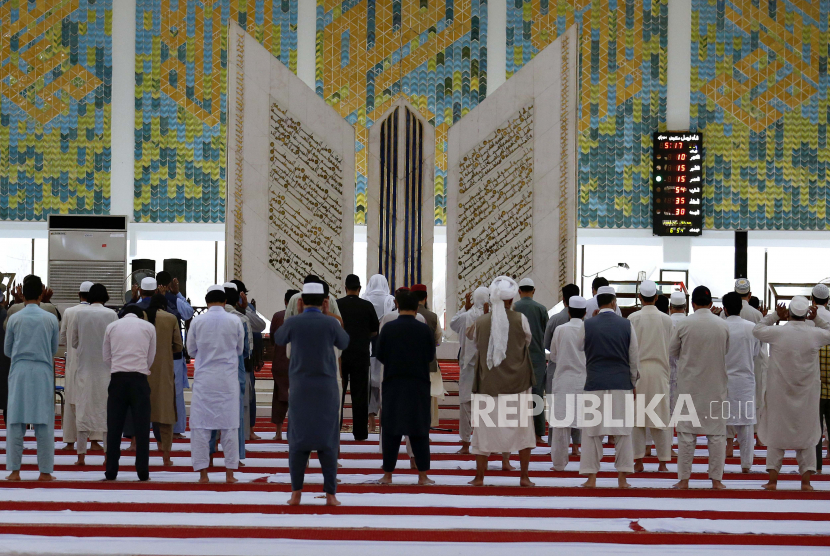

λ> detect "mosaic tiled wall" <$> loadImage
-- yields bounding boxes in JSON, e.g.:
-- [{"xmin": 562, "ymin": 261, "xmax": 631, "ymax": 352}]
[
  {"xmin": 0, "ymin": 0, "xmax": 113, "ymax": 221},
  {"xmin": 510, "ymin": 0, "xmax": 668, "ymax": 228},
  {"xmin": 691, "ymin": 0, "xmax": 829, "ymax": 230},
  {"xmin": 316, "ymin": 0, "xmax": 488, "ymax": 225},
  {"xmin": 135, "ymin": 0, "xmax": 297, "ymax": 223}
]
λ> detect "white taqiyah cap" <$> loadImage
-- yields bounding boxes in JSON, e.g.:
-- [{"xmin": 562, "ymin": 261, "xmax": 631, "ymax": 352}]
[
  {"xmin": 639, "ymin": 280, "xmax": 657, "ymax": 297},
  {"xmin": 813, "ymin": 283, "xmax": 830, "ymax": 300},
  {"xmin": 735, "ymin": 278, "xmax": 751, "ymax": 295},
  {"xmin": 790, "ymin": 295, "xmax": 810, "ymax": 317},
  {"xmin": 223, "ymin": 282, "xmax": 237, "ymax": 290},
  {"xmin": 670, "ymin": 291, "xmax": 687, "ymax": 306},
  {"xmin": 302, "ymin": 283, "xmax": 324, "ymax": 295},
  {"xmin": 207, "ymin": 284, "xmax": 225, "ymax": 293},
  {"xmin": 79, "ymin": 281, "xmax": 94, "ymax": 293},
  {"xmin": 597, "ymin": 285, "xmax": 616, "ymax": 296},
  {"xmin": 518, "ymin": 278, "xmax": 535, "ymax": 288},
  {"xmin": 568, "ymin": 296, "xmax": 587, "ymax": 309},
  {"xmin": 140, "ymin": 277, "xmax": 157, "ymax": 290}
]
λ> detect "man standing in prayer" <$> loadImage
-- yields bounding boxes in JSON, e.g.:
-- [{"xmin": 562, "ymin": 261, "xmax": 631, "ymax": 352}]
[
  {"xmin": 70, "ymin": 284, "xmax": 117, "ymax": 466},
  {"xmin": 376, "ymin": 290, "xmax": 436, "ymax": 485},
  {"xmin": 230, "ymin": 279, "xmax": 265, "ymax": 440},
  {"xmin": 337, "ymin": 274, "xmax": 379, "ymax": 441},
  {"xmin": 4, "ymin": 275, "xmax": 59, "ymax": 482},
  {"xmin": 59, "ymin": 281, "xmax": 94, "ymax": 451},
  {"xmin": 361, "ymin": 274, "xmax": 396, "ymax": 432},
  {"xmin": 668, "ymin": 291, "xmax": 687, "ymax": 414},
  {"xmin": 119, "ymin": 277, "xmax": 160, "ymax": 317},
  {"xmin": 721, "ymin": 292, "xmax": 761, "ymax": 473},
  {"xmin": 753, "ymin": 297, "xmax": 830, "ymax": 491},
  {"xmin": 273, "ymin": 283, "xmax": 350, "ymax": 506},
  {"xmin": 187, "ymin": 286, "xmax": 244, "ymax": 484},
  {"xmin": 3, "ymin": 283, "xmax": 61, "ymax": 328},
  {"xmin": 669, "ymin": 286, "xmax": 730, "ymax": 490},
  {"xmin": 543, "ymin": 284, "xmax": 582, "ymax": 454},
  {"xmin": 584, "ymin": 277, "xmax": 622, "ymax": 320},
  {"xmin": 513, "ymin": 277, "xmax": 550, "ymax": 442},
  {"xmin": 548, "ymin": 295, "xmax": 587, "ymax": 471},
  {"xmin": 579, "ymin": 286, "xmax": 639, "ymax": 488},
  {"xmin": 269, "ymin": 289, "xmax": 298, "ymax": 441},
  {"xmin": 103, "ymin": 305, "xmax": 156, "ymax": 481},
  {"xmin": 628, "ymin": 280, "xmax": 673, "ymax": 473},
  {"xmin": 0, "ymin": 293, "xmax": 9, "ymax": 423},
  {"xmin": 145, "ymin": 294, "xmax": 183, "ymax": 467},
  {"xmin": 813, "ymin": 284, "xmax": 830, "ymax": 472},
  {"xmin": 412, "ymin": 284, "xmax": 443, "ymax": 427},
  {"xmin": 222, "ymin": 282, "xmax": 251, "ymax": 463},
  {"xmin": 449, "ymin": 287, "xmax": 489, "ymax": 454},
  {"xmin": 467, "ymin": 276, "xmax": 536, "ymax": 487}
]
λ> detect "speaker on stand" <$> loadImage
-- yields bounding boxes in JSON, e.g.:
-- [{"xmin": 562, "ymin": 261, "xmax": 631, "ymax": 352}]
[
  {"xmin": 163, "ymin": 258, "xmax": 188, "ymax": 298},
  {"xmin": 734, "ymin": 231, "xmax": 748, "ymax": 280}
]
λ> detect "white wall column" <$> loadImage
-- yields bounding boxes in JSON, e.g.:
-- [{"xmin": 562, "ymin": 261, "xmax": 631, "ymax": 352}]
[
  {"xmin": 297, "ymin": 0, "xmax": 317, "ymax": 90},
  {"xmin": 486, "ymin": 0, "xmax": 506, "ymax": 96},
  {"xmin": 667, "ymin": 0, "xmax": 691, "ymax": 130},
  {"xmin": 111, "ymin": 0, "xmax": 137, "ymax": 219}
]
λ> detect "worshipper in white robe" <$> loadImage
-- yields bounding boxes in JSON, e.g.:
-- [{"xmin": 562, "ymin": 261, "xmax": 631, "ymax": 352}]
[
  {"xmin": 59, "ymin": 281, "xmax": 94, "ymax": 450},
  {"xmin": 753, "ymin": 297, "xmax": 830, "ymax": 491},
  {"xmin": 361, "ymin": 274, "xmax": 396, "ymax": 431},
  {"xmin": 70, "ymin": 284, "xmax": 117, "ymax": 465},
  {"xmin": 467, "ymin": 276, "xmax": 537, "ymax": 487},
  {"xmin": 548, "ymin": 296, "xmax": 587, "ymax": 471},
  {"xmin": 628, "ymin": 280, "xmax": 673, "ymax": 473},
  {"xmin": 812, "ymin": 283, "xmax": 830, "ymax": 472},
  {"xmin": 583, "ymin": 277, "xmax": 622, "ymax": 321},
  {"xmin": 669, "ymin": 285, "xmax": 730, "ymax": 490},
  {"xmin": 721, "ymin": 292, "xmax": 761, "ymax": 472},
  {"xmin": 4, "ymin": 275, "xmax": 59, "ymax": 482},
  {"xmin": 187, "ymin": 286, "xmax": 245, "ymax": 484},
  {"xmin": 449, "ymin": 286, "xmax": 489, "ymax": 454},
  {"xmin": 579, "ymin": 286, "xmax": 639, "ymax": 489},
  {"xmin": 668, "ymin": 291, "xmax": 687, "ymax": 415}
]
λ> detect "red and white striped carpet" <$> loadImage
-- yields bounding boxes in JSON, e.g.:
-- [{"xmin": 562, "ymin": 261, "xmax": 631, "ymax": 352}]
[{"xmin": 1, "ymin": 361, "xmax": 829, "ymax": 555}]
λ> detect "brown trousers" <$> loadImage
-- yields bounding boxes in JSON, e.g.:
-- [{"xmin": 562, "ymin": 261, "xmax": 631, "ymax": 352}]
[{"xmin": 152, "ymin": 422, "xmax": 173, "ymax": 453}]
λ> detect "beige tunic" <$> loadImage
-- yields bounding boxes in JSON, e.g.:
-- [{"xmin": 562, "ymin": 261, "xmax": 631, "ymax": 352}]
[
  {"xmin": 148, "ymin": 311, "xmax": 183, "ymax": 424},
  {"xmin": 628, "ymin": 305, "xmax": 673, "ymax": 428},
  {"xmin": 753, "ymin": 314, "xmax": 830, "ymax": 449},
  {"xmin": 60, "ymin": 303, "xmax": 91, "ymax": 405},
  {"xmin": 669, "ymin": 308, "xmax": 730, "ymax": 435}
]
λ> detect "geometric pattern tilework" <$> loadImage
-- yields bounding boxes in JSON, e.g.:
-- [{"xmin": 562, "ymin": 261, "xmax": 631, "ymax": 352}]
[
  {"xmin": 691, "ymin": 0, "xmax": 830, "ymax": 230},
  {"xmin": 0, "ymin": 0, "xmax": 113, "ymax": 221},
  {"xmin": 316, "ymin": 0, "xmax": 488, "ymax": 225},
  {"xmin": 135, "ymin": 0, "xmax": 297, "ymax": 223},
  {"xmin": 511, "ymin": 0, "xmax": 669, "ymax": 228}
]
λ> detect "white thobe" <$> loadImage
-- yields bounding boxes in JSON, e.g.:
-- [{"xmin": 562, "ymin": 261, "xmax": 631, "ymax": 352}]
[
  {"xmin": 628, "ymin": 305, "xmax": 673, "ymax": 428},
  {"xmin": 724, "ymin": 315, "xmax": 760, "ymax": 425},
  {"xmin": 753, "ymin": 314, "xmax": 830, "ymax": 450},
  {"xmin": 187, "ymin": 306, "xmax": 245, "ymax": 430},
  {"xmin": 449, "ymin": 307, "xmax": 481, "ymax": 405},
  {"xmin": 548, "ymin": 318, "xmax": 586, "ymax": 471},
  {"xmin": 722, "ymin": 300, "xmax": 768, "ymax": 419},
  {"xmin": 70, "ymin": 304, "xmax": 118, "ymax": 434},
  {"xmin": 668, "ymin": 311, "xmax": 686, "ymax": 413},
  {"xmin": 59, "ymin": 302, "xmax": 90, "ymax": 443}
]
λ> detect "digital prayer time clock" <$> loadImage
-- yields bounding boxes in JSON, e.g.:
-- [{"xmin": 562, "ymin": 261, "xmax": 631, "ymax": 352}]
[{"xmin": 652, "ymin": 132, "xmax": 703, "ymax": 236}]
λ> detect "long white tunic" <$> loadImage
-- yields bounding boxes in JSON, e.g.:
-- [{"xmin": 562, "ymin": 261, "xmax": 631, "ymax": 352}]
[
  {"xmin": 60, "ymin": 302, "xmax": 90, "ymax": 405},
  {"xmin": 628, "ymin": 305, "xmax": 673, "ymax": 429},
  {"xmin": 186, "ymin": 306, "xmax": 245, "ymax": 430},
  {"xmin": 723, "ymin": 315, "xmax": 760, "ymax": 425},
  {"xmin": 70, "ymin": 304, "xmax": 118, "ymax": 432},
  {"xmin": 449, "ymin": 307, "xmax": 482, "ymax": 404},
  {"xmin": 549, "ymin": 318, "xmax": 586, "ymax": 427},
  {"xmin": 753, "ymin": 314, "xmax": 830, "ymax": 449},
  {"xmin": 669, "ymin": 312, "xmax": 686, "ymax": 412},
  {"xmin": 669, "ymin": 308, "xmax": 730, "ymax": 435}
]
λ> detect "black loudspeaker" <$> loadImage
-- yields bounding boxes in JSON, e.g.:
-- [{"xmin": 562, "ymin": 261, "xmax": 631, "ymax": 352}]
[
  {"xmin": 163, "ymin": 258, "xmax": 188, "ymax": 297},
  {"xmin": 735, "ymin": 231, "xmax": 748, "ymax": 279},
  {"xmin": 130, "ymin": 259, "xmax": 155, "ymax": 286}
]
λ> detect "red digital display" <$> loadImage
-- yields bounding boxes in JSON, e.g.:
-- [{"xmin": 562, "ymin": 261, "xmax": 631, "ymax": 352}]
[{"xmin": 653, "ymin": 132, "xmax": 703, "ymax": 236}]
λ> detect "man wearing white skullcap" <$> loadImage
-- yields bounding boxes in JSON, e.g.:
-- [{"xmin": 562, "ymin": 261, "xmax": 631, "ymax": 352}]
[
  {"xmin": 58, "ymin": 281, "xmax": 97, "ymax": 449},
  {"xmin": 668, "ymin": 291, "xmax": 687, "ymax": 415},
  {"xmin": 513, "ymin": 277, "xmax": 551, "ymax": 441},
  {"xmin": 466, "ymin": 276, "xmax": 536, "ymax": 486},
  {"xmin": 628, "ymin": 281, "xmax": 673, "ymax": 472},
  {"xmin": 548, "ymin": 295, "xmax": 587, "ymax": 471},
  {"xmin": 579, "ymin": 286, "xmax": 640, "ymax": 488},
  {"xmin": 812, "ymin": 284, "xmax": 830, "ymax": 471},
  {"xmin": 754, "ymin": 296, "xmax": 830, "ymax": 491},
  {"xmin": 449, "ymin": 286, "xmax": 490, "ymax": 453},
  {"xmin": 118, "ymin": 276, "xmax": 162, "ymax": 318}
]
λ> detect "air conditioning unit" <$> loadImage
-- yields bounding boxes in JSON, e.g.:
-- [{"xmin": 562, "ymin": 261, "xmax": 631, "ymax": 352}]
[{"xmin": 48, "ymin": 215, "xmax": 128, "ymax": 306}]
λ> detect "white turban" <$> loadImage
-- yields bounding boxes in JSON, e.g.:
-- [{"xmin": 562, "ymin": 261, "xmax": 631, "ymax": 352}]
[{"xmin": 487, "ymin": 276, "xmax": 519, "ymax": 369}]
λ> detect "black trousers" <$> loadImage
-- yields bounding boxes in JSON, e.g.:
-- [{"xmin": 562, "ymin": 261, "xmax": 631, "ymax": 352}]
[
  {"xmin": 817, "ymin": 399, "xmax": 830, "ymax": 471},
  {"xmin": 382, "ymin": 432, "xmax": 430, "ymax": 473},
  {"xmin": 341, "ymin": 359, "xmax": 370, "ymax": 441},
  {"xmin": 106, "ymin": 372, "xmax": 151, "ymax": 481}
]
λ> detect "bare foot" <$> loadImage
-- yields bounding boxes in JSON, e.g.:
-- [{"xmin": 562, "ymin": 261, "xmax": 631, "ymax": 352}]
[
  {"xmin": 468, "ymin": 476, "xmax": 484, "ymax": 486},
  {"xmin": 418, "ymin": 473, "xmax": 435, "ymax": 486},
  {"xmin": 173, "ymin": 433, "xmax": 187, "ymax": 439},
  {"xmin": 62, "ymin": 443, "xmax": 74, "ymax": 450},
  {"xmin": 368, "ymin": 415, "xmax": 377, "ymax": 433},
  {"xmin": 37, "ymin": 473, "xmax": 55, "ymax": 482},
  {"xmin": 326, "ymin": 494, "xmax": 341, "ymax": 506},
  {"xmin": 802, "ymin": 481, "xmax": 814, "ymax": 492},
  {"xmin": 762, "ymin": 482, "xmax": 777, "ymax": 491},
  {"xmin": 126, "ymin": 442, "xmax": 136, "ymax": 453},
  {"xmin": 456, "ymin": 443, "xmax": 470, "ymax": 455},
  {"xmin": 644, "ymin": 446, "xmax": 652, "ymax": 456},
  {"xmin": 671, "ymin": 450, "xmax": 678, "ymax": 457},
  {"xmin": 571, "ymin": 446, "xmax": 580, "ymax": 456},
  {"xmin": 250, "ymin": 432, "xmax": 262, "ymax": 441},
  {"xmin": 519, "ymin": 476, "xmax": 535, "ymax": 487},
  {"xmin": 163, "ymin": 458, "xmax": 174, "ymax": 467},
  {"xmin": 633, "ymin": 460, "xmax": 644, "ymax": 473},
  {"xmin": 5, "ymin": 471, "xmax": 21, "ymax": 481},
  {"xmin": 226, "ymin": 472, "xmax": 238, "ymax": 484},
  {"xmin": 198, "ymin": 470, "xmax": 210, "ymax": 483},
  {"xmin": 409, "ymin": 458, "xmax": 417, "ymax": 470},
  {"xmin": 501, "ymin": 457, "xmax": 516, "ymax": 472},
  {"xmin": 580, "ymin": 477, "xmax": 597, "ymax": 488},
  {"xmin": 741, "ymin": 467, "xmax": 750, "ymax": 474},
  {"xmin": 711, "ymin": 480, "xmax": 726, "ymax": 490},
  {"xmin": 618, "ymin": 477, "xmax": 631, "ymax": 489},
  {"xmin": 90, "ymin": 441, "xmax": 104, "ymax": 452},
  {"xmin": 536, "ymin": 435, "xmax": 544, "ymax": 445},
  {"xmin": 658, "ymin": 462, "xmax": 669, "ymax": 472},
  {"xmin": 74, "ymin": 455, "xmax": 86, "ymax": 466},
  {"xmin": 288, "ymin": 491, "xmax": 302, "ymax": 505},
  {"xmin": 672, "ymin": 479, "xmax": 689, "ymax": 489},
  {"xmin": 239, "ymin": 461, "xmax": 246, "ymax": 467},
  {"xmin": 378, "ymin": 473, "xmax": 393, "ymax": 485}
]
